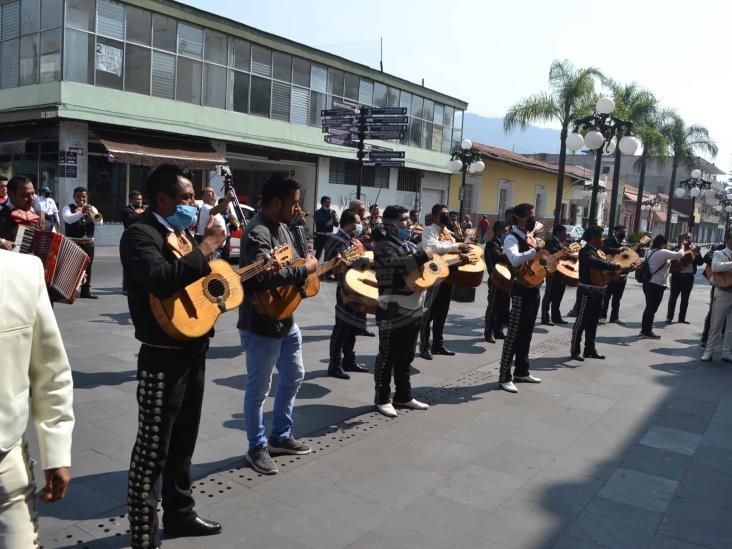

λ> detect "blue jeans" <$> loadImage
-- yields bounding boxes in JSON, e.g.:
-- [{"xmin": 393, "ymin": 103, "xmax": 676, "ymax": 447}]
[{"xmin": 240, "ymin": 325, "xmax": 305, "ymax": 449}]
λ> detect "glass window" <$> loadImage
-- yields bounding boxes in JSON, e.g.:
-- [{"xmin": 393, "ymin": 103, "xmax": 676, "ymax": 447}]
[
  {"xmin": 453, "ymin": 109, "xmax": 463, "ymax": 129},
  {"xmin": 20, "ymin": 0, "xmax": 40, "ymax": 35},
  {"xmin": 19, "ymin": 33, "xmax": 38, "ymax": 85},
  {"xmin": 152, "ymin": 13, "xmax": 176, "ymax": 52},
  {"xmin": 442, "ymin": 124, "xmax": 451, "ymax": 153},
  {"xmin": 250, "ymin": 44, "xmax": 271, "ymax": 77},
  {"xmin": 327, "ymin": 68, "xmax": 343, "ymax": 96},
  {"xmin": 386, "ymin": 86, "xmax": 399, "ymax": 107},
  {"xmin": 431, "ymin": 125, "xmax": 442, "ymax": 152},
  {"xmin": 204, "ymin": 29, "xmax": 226, "ymax": 65},
  {"xmin": 124, "ymin": 43, "xmax": 150, "ymax": 94},
  {"xmin": 176, "ymin": 56, "xmax": 202, "ymax": 104},
  {"xmin": 399, "ymin": 90, "xmax": 412, "ymax": 115},
  {"xmin": 63, "ymin": 28, "xmax": 93, "ymax": 83},
  {"xmin": 409, "ymin": 117, "xmax": 421, "ymax": 148},
  {"xmin": 344, "ymin": 72, "xmax": 358, "ymax": 100},
  {"xmin": 125, "ymin": 6, "xmax": 150, "ymax": 45},
  {"xmin": 39, "ymin": 27, "xmax": 60, "ymax": 81},
  {"xmin": 95, "ymin": 36, "xmax": 123, "ymax": 89},
  {"xmin": 422, "ymin": 121, "xmax": 432, "ymax": 149},
  {"xmin": 151, "ymin": 49, "xmax": 175, "ymax": 98},
  {"xmin": 411, "ymin": 95, "xmax": 423, "ymax": 119},
  {"xmin": 231, "ymin": 70, "xmax": 249, "ymax": 113},
  {"xmin": 292, "ymin": 57, "xmax": 309, "ymax": 87},
  {"xmin": 309, "ymin": 90, "xmax": 325, "ymax": 126},
  {"xmin": 358, "ymin": 78, "xmax": 373, "ymax": 105},
  {"xmin": 233, "ymin": 39, "xmax": 249, "ymax": 71},
  {"xmin": 290, "ymin": 85, "xmax": 309, "ymax": 125},
  {"xmin": 203, "ymin": 63, "xmax": 225, "ymax": 108},
  {"xmin": 249, "ymin": 74, "xmax": 270, "ymax": 116},
  {"xmin": 65, "ymin": 0, "xmax": 94, "ymax": 31},
  {"xmin": 423, "ymin": 99, "xmax": 434, "ymax": 123},
  {"xmin": 272, "ymin": 51, "xmax": 291, "ymax": 82},
  {"xmin": 177, "ymin": 22, "xmax": 202, "ymax": 58},
  {"xmin": 452, "ymin": 128, "xmax": 461, "ymax": 150},
  {"xmin": 271, "ymin": 80, "xmax": 290, "ymax": 120},
  {"xmin": 373, "ymin": 82, "xmax": 387, "ymax": 107},
  {"xmin": 309, "ymin": 64, "xmax": 326, "ymax": 93},
  {"xmin": 96, "ymin": 0, "xmax": 123, "ymax": 39},
  {"xmin": 2, "ymin": 1, "xmax": 20, "ymax": 40},
  {"xmin": 433, "ymin": 103, "xmax": 444, "ymax": 125},
  {"xmin": 40, "ymin": 0, "xmax": 61, "ymax": 30},
  {"xmin": 443, "ymin": 105, "xmax": 454, "ymax": 128}
]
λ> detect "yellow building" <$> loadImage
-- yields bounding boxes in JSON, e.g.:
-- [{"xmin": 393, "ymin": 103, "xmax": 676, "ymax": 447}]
[{"xmin": 447, "ymin": 143, "xmax": 583, "ymax": 226}]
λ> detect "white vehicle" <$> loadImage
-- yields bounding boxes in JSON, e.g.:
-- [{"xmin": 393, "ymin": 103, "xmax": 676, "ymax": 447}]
[{"xmin": 563, "ymin": 225, "xmax": 584, "ymax": 242}]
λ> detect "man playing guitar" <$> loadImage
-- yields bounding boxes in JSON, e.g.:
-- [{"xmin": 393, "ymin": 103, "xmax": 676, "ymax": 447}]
[
  {"xmin": 484, "ymin": 220, "xmax": 510, "ymax": 343},
  {"xmin": 541, "ymin": 224, "xmax": 569, "ymax": 326},
  {"xmin": 498, "ymin": 203, "xmax": 543, "ymax": 393},
  {"xmin": 601, "ymin": 225, "xmax": 630, "ymax": 324}
]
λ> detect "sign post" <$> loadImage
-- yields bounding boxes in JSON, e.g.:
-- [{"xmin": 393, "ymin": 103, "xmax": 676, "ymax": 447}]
[{"xmin": 321, "ymin": 106, "xmax": 409, "ymax": 199}]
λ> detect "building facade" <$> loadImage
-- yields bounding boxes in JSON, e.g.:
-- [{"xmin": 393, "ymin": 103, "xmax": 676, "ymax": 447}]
[{"xmin": 0, "ymin": 0, "xmax": 466, "ymax": 243}]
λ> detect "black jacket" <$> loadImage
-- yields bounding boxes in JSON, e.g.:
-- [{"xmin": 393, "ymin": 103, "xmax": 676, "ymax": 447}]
[
  {"xmin": 579, "ymin": 243, "xmax": 620, "ymax": 286},
  {"xmin": 545, "ymin": 235, "xmax": 563, "ymax": 254},
  {"xmin": 374, "ymin": 234, "xmax": 429, "ymax": 299},
  {"xmin": 121, "ymin": 204, "xmax": 142, "ymax": 229},
  {"xmin": 119, "ymin": 210, "xmax": 212, "ymax": 350},
  {"xmin": 484, "ymin": 237, "xmax": 507, "ymax": 272},
  {"xmin": 0, "ymin": 203, "xmax": 17, "ymax": 241},
  {"xmin": 237, "ymin": 213, "xmax": 308, "ymax": 338},
  {"xmin": 602, "ymin": 234, "xmax": 628, "ymax": 255}
]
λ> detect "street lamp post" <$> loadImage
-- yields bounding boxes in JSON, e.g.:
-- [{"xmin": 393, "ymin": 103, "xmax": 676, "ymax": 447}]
[
  {"xmin": 566, "ymin": 97, "xmax": 640, "ymax": 227},
  {"xmin": 673, "ymin": 169, "xmax": 713, "ymax": 239},
  {"xmin": 448, "ymin": 139, "xmax": 485, "ymax": 223},
  {"xmin": 640, "ymin": 194, "xmax": 662, "ymax": 234}
]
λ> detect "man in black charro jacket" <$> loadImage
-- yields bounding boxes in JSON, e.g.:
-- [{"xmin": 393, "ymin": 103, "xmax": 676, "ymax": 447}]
[
  {"xmin": 120, "ymin": 164, "xmax": 226, "ymax": 548},
  {"xmin": 601, "ymin": 225, "xmax": 630, "ymax": 324},
  {"xmin": 484, "ymin": 220, "xmax": 510, "ymax": 343},
  {"xmin": 666, "ymin": 232, "xmax": 704, "ymax": 324},
  {"xmin": 541, "ymin": 224, "xmax": 568, "ymax": 326}
]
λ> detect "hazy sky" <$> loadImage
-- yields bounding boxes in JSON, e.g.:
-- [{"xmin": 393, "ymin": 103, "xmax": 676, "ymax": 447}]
[{"xmin": 180, "ymin": 0, "xmax": 730, "ymax": 175}]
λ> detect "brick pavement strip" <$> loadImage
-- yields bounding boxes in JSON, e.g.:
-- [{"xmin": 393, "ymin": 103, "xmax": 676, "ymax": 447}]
[{"xmin": 31, "ymin": 254, "xmax": 732, "ymax": 549}]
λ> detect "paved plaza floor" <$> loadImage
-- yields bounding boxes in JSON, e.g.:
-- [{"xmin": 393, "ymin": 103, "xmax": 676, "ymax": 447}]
[{"xmin": 31, "ymin": 248, "xmax": 732, "ymax": 549}]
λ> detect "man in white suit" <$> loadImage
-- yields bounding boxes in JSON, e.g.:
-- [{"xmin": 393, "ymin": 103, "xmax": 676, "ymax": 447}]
[{"xmin": 0, "ymin": 250, "xmax": 75, "ymax": 548}]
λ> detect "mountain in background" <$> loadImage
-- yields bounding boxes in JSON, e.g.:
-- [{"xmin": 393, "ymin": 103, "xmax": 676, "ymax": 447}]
[{"xmin": 463, "ymin": 113, "xmax": 561, "ymax": 154}]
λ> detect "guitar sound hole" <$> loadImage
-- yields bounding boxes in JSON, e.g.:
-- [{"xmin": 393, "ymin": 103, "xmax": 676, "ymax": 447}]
[
  {"xmin": 208, "ymin": 279, "xmax": 226, "ymax": 298},
  {"xmin": 428, "ymin": 262, "xmax": 439, "ymax": 273}
]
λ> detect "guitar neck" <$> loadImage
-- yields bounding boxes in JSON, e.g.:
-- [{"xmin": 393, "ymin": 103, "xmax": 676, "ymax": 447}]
[
  {"xmin": 237, "ymin": 258, "xmax": 269, "ymax": 281},
  {"xmin": 316, "ymin": 258, "xmax": 338, "ymax": 277}
]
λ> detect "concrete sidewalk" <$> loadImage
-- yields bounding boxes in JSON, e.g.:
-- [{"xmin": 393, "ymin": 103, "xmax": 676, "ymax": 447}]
[{"xmin": 34, "ymin": 256, "xmax": 731, "ymax": 549}]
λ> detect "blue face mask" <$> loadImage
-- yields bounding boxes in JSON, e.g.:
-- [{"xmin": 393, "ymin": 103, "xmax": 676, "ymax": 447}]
[
  {"xmin": 352, "ymin": 223, "xmax": 363, "ymax": 237},
  {"xmin": 396, "ymin": 227, "xmax": 412, "ymax": 241},
  {"xmin": 498, "ymin": 234, "xmax": 507, "ymax": 243},
  {"xmin": 165, "ymin": 204, "xmax": 197, "ymax": 232}
]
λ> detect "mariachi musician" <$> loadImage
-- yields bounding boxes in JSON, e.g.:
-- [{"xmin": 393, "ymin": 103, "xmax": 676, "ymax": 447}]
[
  {"xmin": 484, "ymin": 220, "xmax": 510, "ymax": 343},
  {"xmin": 666, "ymin": 232, "xmax": 703, "ymax": 324},
  {"xmin": 541, "ymin": 224, "xmax": 569, "ymax": 326},
  {"xmin": 570, "ymin": 227, "xmax": 632, "ymax": 361},
  {"xmin": 120, "ymin": 190, "xmax": 146, "ymax": 294},
  {"xmin": 498, "ymin": 203, "xmax": 543, "ymax": 394},
  {"xmin": 601, "ymin": 224, "xmax": 631, "ymax": 324},
  {"xmin": 0, "ymin": 176, "xmax": 41, "ymax": 250},
  {"xmin": 63, "ymin": 186, "xmax": 102, "ymax": 299},
  {"xmin": 418, "ymin": 203, "xmax": 470, "ymax": 360}
]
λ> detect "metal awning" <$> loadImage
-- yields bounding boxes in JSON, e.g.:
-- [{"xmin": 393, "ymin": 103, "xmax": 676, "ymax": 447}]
[{"xmin": 97, "ymin": 132, "xmax": 226, "ymax": 169}]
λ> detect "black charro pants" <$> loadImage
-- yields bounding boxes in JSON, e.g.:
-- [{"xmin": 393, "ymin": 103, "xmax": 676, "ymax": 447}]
[
  {"xmin": 128, "ymin": 344, "xmax": 206, "ymax": 548},
  {"xmin": 374, "ymin": 307, "xmax": 422, "ymax": 405},
  {"xmin": 330, "ymin": 290, "xmax": 365, "ymax": 368},
  {"xmin": 571, "ymin": 287, "xmax": 604, "ymax": 355},
  {"xmin": 499, "ymin": 286, "xmax": 540, "ymax": 382},
  {"xmin": 77, "ymin": 240, "xmax": 95, "ymax": 291},
  {"xmin": 541, "ymin": 273, "xmax": 566, "ymax": 322},
  {"xmin": 666, "ymin": 273, "xmax": 695, "ymax": 321},
  {"xmin": 484, "ymin": 280, "xmax": 510, "ymax": 336},
  {"xmin": 602, "ymin": 277, "xmax": 627, "ymax": 320},
  {"xmin": 420, "ymin": 282, "xmax": 453, "ymax": 350},
  {"xmin": 314, "ymin": 235, "xmax": 328, "ymax": 262},
  {"xmin": 641, "ymin": 282, "xmax": 666, "ymax": 335}
]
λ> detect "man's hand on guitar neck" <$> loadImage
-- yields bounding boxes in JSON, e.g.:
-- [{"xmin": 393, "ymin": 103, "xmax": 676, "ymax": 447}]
[
  {"xmin": 198, "ymin": 214, "xmax": 227, "ymax": 257},
  {"xmin": 303, "ymin": 254, "xmax": 318, "ymax": 274}
]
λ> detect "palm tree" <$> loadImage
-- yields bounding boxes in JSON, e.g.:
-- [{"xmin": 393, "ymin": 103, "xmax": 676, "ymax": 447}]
[
  {"xmin": 632, "ymin": 107, "xmax": 670, "ymax": 233},
  {"xmin": 601, "ymin": 80, "xmax": 659, "ymax": 228},
  {"xmin": 661, "ymin": 113, "xmax": 718, "ymax": 239},
  {"xmin": 504, "ymin": 60, "xmax": 602, "ymax": 224}
]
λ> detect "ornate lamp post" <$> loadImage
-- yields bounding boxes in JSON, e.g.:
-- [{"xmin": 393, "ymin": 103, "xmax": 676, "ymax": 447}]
[
  {"xmin": 448, "ymin": 139, "xmax": 485, "ymax": 223},
  {"xmin": 640, "ymin": 194, "xmax": 662, "ymax": 233},
  {"xmin": 673, "ymin": 169, "xmax": 713, "ymax": 237},
  {"xmin": 566, "ymin": 97, "xmax": 640, "ymax": 227}
]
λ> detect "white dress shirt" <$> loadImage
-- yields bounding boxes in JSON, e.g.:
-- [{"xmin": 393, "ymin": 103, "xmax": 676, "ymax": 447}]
[
  {"xmin": 420, "ymin": 224, "xmax": 459, "ymax": 254},
  {"xmin": 646, "ymin": 248, "xmax": 686, "ymax": 287},
  {"xmin": 0, "ymin": 250, "xmax": 74, "ymax": 469},
  {"xmin": 504, "ymin": 228, "xmax": 537, "ymax": 267},
  {"xmin": 62, "ymin": 203, "xmax": 103, "ymax": 227}
]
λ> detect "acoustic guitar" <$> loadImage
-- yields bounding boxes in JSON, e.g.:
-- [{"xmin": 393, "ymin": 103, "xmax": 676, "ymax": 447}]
[
  {"xmin": 516, "ymin": 242, "xmax": 582, "ymax": 288},
  {"xmin": 252, "ymin": 242, "xmax": 364, "ymax": 321},
  {"xmin": 403, "ymin": 255, "xmax": 450, "ymax": 292},
  {"xmin": 343, "ymin": 267, "xmax": 379, "ymax": 315},
  {"xmin": 556, "ymin": 257, "xmax": 579, "ymax": 286},
  {"xmin": 150, "ymin": 245, "xmax": 290, "ymax": 341},
  {"xmin": 490, "ymin": 262, "xmax": 514, "ymax": 293},
  {"xmin": 594, "ymin": 236, "xmax": 651, "ymax": 284},
  {"xmin": 443, "ymin": 244, "xmax": 487, "ymax": 287},
  {"xmin": 670, "ymin": 242, "xmax": 697, "ymax": 273}
]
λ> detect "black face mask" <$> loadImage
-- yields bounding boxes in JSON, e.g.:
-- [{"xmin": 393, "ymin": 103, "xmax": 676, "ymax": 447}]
[
  {"xmin": 617, "ymin": 232, "xmax": 626, "ymax": 241},
  {"xmin": 525, "ymin": 217, "xmax": 536, "ymax": 232},
  {"xmin": 439, "ymin": 213, "xmax": 453, "ymax": 229}
]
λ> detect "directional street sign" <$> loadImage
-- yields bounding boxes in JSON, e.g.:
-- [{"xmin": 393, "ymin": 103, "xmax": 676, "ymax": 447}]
[
  {"xmin": 362, "ymin": 160, "xmax": 405, "ymax": 168},
  {"xmin": 321, "ymin": 108, "xmax": 356, "ymax": 117},
  {"xmin": 363, "ymin": 132, "xmax": 405, "ymax": 140},
  {"xmin": 362, "ymin": 116, "xmax": 408, "ymax": 124},
  {"xmin": 364, "ymin": 107, "xmax": 407, "ymax": 116},
  {"xmin": 332, "ymin": 101, "xmax": 359, "ymax": 111},
  {"xmin": 324, "ymin": 135, "xmax": 357, "ymax": 147},
  {"xmin": 368, "ymin": 150, "xmax": 405, "ymax": 159},
  {"xmin": 322, "ymin": 126, "xmax": 357, "ymax": 134},
  {"xmin": 362, "ymin": 124, "xmax": 408, "ymax": 132}
]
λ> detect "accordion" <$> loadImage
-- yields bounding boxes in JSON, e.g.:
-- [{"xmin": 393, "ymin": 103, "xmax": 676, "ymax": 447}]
[{"xmin": 14, "ymin": 226, "xmax": 90, "ymax": 303}]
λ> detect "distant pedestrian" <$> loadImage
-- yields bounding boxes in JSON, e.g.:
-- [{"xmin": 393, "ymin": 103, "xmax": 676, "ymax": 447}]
[{"xmin": 479, "ymin": 214, "xmax": 489, "ymax": 242}]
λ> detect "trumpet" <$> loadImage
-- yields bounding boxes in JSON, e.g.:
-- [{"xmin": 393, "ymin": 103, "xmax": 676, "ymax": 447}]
[
  {"xmin": 295, "ymin": 204, "xmax": 310, "ymax": 220},
  {"xmin": 83, "ymin": 205, "xmax": 103, "ymax": 223}
]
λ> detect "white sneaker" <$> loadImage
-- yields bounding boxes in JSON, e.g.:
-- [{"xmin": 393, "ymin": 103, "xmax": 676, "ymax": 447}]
[
  {"xmin": 394, "ymin": 398, "xmax": 429, "ymax": 410},
  {"xmin": 376, "ymin": 403, "xmax": 398, "ymax": 417},
  {"xmin": 500, "ymin": 381, "xmax": 519, "ymax": 393},
  {"xmin": 514, "ymin": 374, "xmax": 542, "ymax": 383},
  {"xmin": 701, "ymin": 352, "xmax": 713, "ymax": 362}
]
